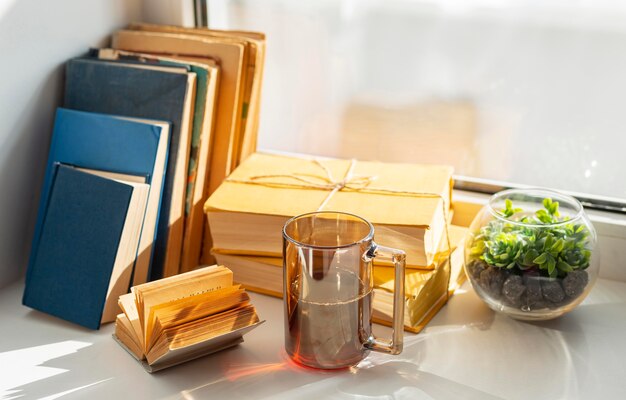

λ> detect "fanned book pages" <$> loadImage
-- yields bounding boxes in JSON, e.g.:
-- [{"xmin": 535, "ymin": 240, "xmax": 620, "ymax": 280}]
[
  {"xmin": 113, "ymin": 265, "xmax": 263, "ymax": 373},
  {"xmin": 23, "ymin": 164, "xmax": 149, "ymax": 329}
]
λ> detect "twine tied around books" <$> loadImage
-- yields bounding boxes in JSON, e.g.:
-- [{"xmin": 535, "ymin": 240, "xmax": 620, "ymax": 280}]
[
  {"xmin": 225, "ymin": 158, "xmax": 453, "ymax": 274},
  {"xmin": 232, "ymin": 159, "xmax": 374, "ymax": 211}
]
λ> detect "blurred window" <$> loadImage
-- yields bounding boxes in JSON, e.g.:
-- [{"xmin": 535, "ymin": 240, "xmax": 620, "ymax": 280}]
[{"xmin": 209, "ymin": 0, "xmax": 626, "ymax": 201}]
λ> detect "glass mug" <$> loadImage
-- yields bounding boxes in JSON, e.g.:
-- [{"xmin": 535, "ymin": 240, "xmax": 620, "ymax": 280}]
[{"xmin": 283, "ymin": 211, "xmax": 406, "ymax": 369}]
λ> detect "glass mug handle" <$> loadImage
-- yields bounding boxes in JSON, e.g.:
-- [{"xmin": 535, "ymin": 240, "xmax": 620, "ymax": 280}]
[{"xmin": 363, "ymin": 242, "xmax": 405, "ymax": 355}]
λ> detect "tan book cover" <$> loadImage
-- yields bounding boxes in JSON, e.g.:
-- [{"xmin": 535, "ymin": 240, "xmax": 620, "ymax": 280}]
[{"xmin": 123, "ymin": 25, "xmax": 267, "ymax": 270}]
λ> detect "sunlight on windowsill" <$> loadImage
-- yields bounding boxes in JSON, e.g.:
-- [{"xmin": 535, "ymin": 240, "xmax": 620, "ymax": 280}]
[{"xmin": 0, "ymin": 340, "xmax": 92, "ymax": 398}]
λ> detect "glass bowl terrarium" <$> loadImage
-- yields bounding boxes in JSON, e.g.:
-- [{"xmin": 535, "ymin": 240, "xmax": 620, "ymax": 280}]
[{"xmin": 464, "ymin": 189, "xmax": 598, "ymax": 320}]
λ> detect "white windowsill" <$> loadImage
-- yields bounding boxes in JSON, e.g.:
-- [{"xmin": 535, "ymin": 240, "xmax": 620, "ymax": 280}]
[{"xmin": 1, "ymin": 276, "xmax": 625, "ymax": 399}]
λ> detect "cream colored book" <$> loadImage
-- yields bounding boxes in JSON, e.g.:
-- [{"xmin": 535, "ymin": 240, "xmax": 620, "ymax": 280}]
[
  {"xmin": 113, "ymin": 265, "xmax": 262, "ymax": 372},
  {"xmin": 87, "ymin": 116, "xmax": 169, "ymax": 287},
  {"xmin": 161, "ymin": 70, "xmax": 196, "ymax": 278},
  {"xmin": 122, "ymin": 25, "xmax": 267, "ymax": 269},
  {"xmin": 179, "ymin": 58, "xmax": 220, "ymax": 273}
]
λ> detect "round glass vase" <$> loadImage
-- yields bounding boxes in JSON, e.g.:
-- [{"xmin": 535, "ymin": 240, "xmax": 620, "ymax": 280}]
[{"xmin": 464, "ymin": 189, "xmax": 598, "ymax": 320}]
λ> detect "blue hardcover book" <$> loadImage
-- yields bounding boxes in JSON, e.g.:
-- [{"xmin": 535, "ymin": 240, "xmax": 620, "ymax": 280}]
[
  {"xmin": 63, "ymin": 58, "xmax": 194, "ymax": 280},
  {"xmin": 23, "ymin": 164, "xmax": 150, "ymax": 329},
  {"xmin": 26, "ymin": 108, "xmax": 170, "ymax": 289}
]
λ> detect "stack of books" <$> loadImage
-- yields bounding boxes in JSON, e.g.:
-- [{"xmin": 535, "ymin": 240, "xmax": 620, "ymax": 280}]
[
  {"xmin": 23, "ymin": 24, "xmax": 265, "ymax": 330},
  {"xmin": 205, "ymin": 152, "xmax": 469, "ymax": 332},
  {"xmin": 114, "ymin": 265, "xmax": 262, "ymax": 372}
]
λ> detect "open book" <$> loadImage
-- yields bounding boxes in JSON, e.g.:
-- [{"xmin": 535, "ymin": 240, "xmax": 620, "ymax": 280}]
[{"xmin": 113, "ymin": 265, "xmax": 262, "ymax": 372}]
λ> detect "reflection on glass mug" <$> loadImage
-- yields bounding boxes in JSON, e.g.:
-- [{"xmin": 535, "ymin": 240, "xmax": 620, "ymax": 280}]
[{"xmin": 282, "ymin": 211, "xmax": 406, "ymax": 369}]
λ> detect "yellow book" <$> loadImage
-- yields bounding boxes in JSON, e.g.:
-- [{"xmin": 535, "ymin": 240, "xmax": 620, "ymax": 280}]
[
  {"xmin": 206, "ymin": 152, "xmax": 453, "ymax": 268},
  {"xmin": 113, "ymin": 265, "xmax": 262, "ymax": 372},
  {"xmin": 213, "ymin": 225, "xmax": 468, "ymax": 333}
]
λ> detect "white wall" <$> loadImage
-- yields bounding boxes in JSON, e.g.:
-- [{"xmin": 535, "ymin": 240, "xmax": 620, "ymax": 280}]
[
  {"xmin": 144, "ymin": 0, "xmax": 195, "ymax": 27},
  {"xmin": 0, "ymin": 0, "xmax": 143, "ymax": 288}
]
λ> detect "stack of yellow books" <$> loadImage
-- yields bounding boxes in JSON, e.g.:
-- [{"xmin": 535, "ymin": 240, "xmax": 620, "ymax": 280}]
[{"xmin": 204, "ymin": 152, "xmax": 467, "ymax": 332}]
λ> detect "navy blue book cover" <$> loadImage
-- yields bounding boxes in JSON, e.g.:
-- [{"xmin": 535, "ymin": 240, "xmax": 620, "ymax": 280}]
[
  {"xmin": 64, "ymin": 58, "xmax": 188, "ymax": 280},
  {"xmin": 26, "ymin": 108, "xmax": 168, "ymax": 289},
  {"xmin": 23, "ymin": 164, "xmax": 132, "ymax": 330}
]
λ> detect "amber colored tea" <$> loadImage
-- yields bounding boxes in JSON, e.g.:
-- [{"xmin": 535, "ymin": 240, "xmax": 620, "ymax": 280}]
[{"xmin": 285, "ymin": 270, "xmax": 373, "ymax": 369}]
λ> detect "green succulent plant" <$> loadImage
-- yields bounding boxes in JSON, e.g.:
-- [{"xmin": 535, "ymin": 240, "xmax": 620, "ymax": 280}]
[{"xmin": 470, "ymin": 197, "xmax": 592, "ymax": 278}]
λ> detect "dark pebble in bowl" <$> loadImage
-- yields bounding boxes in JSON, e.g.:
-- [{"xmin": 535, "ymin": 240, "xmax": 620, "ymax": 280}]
[
  {"xmin": 479, "ymin": 266, "xmax": 508, "ymax": 298},
  {"xmin": 541, "ymin": 280, "xmax": 566, "ymax": 303},
  {"xmin": 563, "ymin": 270, "xmax": 589, "ymax": 298},
  {"xmin": 523, "ymin": 274, "xmax": 544, "ymax": 307},
  {"xmin": 468, "ymin": 259, "xmax": 488, "ymax": 281},
  {"xmin": 502, "ymin": 275, "xmax": 526, "ymax": 305}
]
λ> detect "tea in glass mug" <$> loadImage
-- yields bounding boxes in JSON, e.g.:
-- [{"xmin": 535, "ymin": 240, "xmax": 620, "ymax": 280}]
[{"xmin": 282, "ymin": 211, "xmax": 405, "ymax": 369}]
